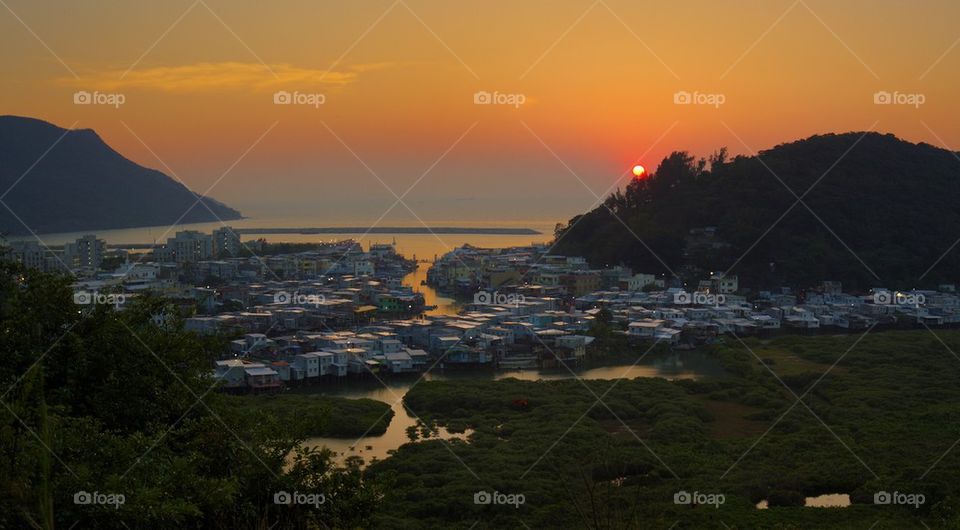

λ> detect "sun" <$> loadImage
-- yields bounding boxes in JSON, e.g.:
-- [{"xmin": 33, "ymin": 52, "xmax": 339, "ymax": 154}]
[{"xmin": 632, "ymin": 165, "xmax": 646, "ymax": 178}]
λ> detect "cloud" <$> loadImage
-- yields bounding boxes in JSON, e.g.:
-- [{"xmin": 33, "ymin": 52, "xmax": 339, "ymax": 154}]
[{"xmin": 59, "ymin": 61, "xmax": 389, "ymax": 92}]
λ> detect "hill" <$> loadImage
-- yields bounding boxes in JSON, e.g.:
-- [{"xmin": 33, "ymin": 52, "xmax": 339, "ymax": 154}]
[
  {"xmin": 0, "ymin": 116, "xmax": 241, "ymax": 235},
  {"xmin": 552, "ymin": 132, "xmax": 960, "ymax": 290}
]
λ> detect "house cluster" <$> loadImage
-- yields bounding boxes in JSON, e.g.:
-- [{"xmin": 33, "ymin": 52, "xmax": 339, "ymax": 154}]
[
  {"xmin": 10, "ymin": 233, "xmax": 960, "ymax": 393},
  {"xmin": 153, "ymin": 227, "xmax": 243, "ymax": 263},
  {"xmin": 169, "ymin": 238, "xmax": 414, "ymax": 285},
  {"xmin": 426, "ymin": 243, "xmax": 663, "ymax": 298},
  {"xmin": 171, "ymin": 240, "xmax": 427, "ymax": 333},
  {"xmin": 599, "ymin": 282, "xmax": 960, "ymax": 345},
  {"xmin": 55, "ymin": 233, "xmax": 421, "ymax": 318},
  {"xmin": 199, "ymin": 242, "xmax": 957, "ymax": 393},
  {"xmin": 430, "ymin": 244, "xmax": 960, "ymax": 348},
  {"xmin": 9, "ymin": 227, "xmax": 244, "ymax": 276},
  {"xmin": 212, "ymin": 331, "xmax": 431, "ymax": 392},
  {"xmin": 5, "ymin": 234, "xmax": 109, "ymax": 275},
  {"xmin": 182, "ymin": 272, "xmax": 426, "ymax": 336},
  {"xmin": 212, "ymin": 299, "xmax": 598, "ymax": 392},
  {"xmin": 151, "ymin": 231, "xmax": 413, "ymax": 283}
]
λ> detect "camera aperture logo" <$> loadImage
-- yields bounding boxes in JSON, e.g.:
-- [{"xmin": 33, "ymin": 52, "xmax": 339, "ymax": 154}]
[
  {"xmin": 873, "ymin": 91, "xmax": 925, "ymax": 108},
  {"xmin": 74, "ymin": 91, "xmax": 126, "ymax": 108},
  {"xmin": 474, "ymin": 91, "xmax": 526, "ymax": 109},
  {"xmin": 474, "ymin": 490, "xmax": 525, "ymax": 508},
  {"xmin": 474, "ymin": 290, "xmax": 524, "ymax": 307},
  {"xmin": 274, "ymin": 90, "xmax": 326, "ymax": 108},
  {"xmin": 274, "ymin": 291, "xmax": 325, "ymax": 306},
  {"xmin": 674, "ymin": 290, "xmax": 725, "ymax": 306},
  {"xmin": 74, "ymin": 490, "xmax": 125, "ymax": 509},
  {"xmin": 874, "ymin": 490, "xmax": 925, "ymax": 508},
  {"xmin": 74, "ymin": 291, "xmax": 127, "ymax": 307},
  {"xmin": 274, "ymin": 490, "xmax": 326, "ymax": 508},
  {"xmin": 873, "ymin": 290, "xmax": 925, "ymax": 306},
  {"xmin": 673, "ymin": 490, "xmax": 725, "ymax": 508},
  {"xmin": 674, "ymin": 90, "xmax": 725, "ymax": 108}
]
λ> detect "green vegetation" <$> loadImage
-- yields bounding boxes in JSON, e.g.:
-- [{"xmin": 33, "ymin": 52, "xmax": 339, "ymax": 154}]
[
  {"xmin": 367, "ymin": 330, "xmax": 960, "ymax": 528},
  {"xmin": 224, "ymin": 394, "xmax": 393, "ymax": 438},
  {"xmin": 6, "ymin": 256, "xmax": 960, "ymax": 528},
  {"xmin": 553, "ymin": 132, "xmax": 960, "ymax": 290},
  {"xmin": 0, "ymin": 262, "xmax": 383, "ymax": 529}
]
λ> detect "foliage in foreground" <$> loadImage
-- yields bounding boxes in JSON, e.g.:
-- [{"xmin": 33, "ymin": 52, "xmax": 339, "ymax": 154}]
[{"xmin": 0, "ymin": 263, "xmax": 381, "ymax": 529}]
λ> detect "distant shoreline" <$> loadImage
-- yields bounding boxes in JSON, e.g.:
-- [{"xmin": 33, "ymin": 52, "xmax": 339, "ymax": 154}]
[
  {"xmin": 75, "ymin": 226, "xmax": 544, "ymax": 249},
  {"xmin": 234, "ymin": 227, "xmax": 542, "ymax": 236}
]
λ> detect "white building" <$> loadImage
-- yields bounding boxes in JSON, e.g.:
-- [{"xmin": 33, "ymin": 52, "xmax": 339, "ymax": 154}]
[
  {"xmin": 213, "ymin": 226, "xmax": 242, "ymax": 257},
  {"xmin": 214, "ymin": 359, "xmax": 247, "ymax": 388},
  {"xmin": 159, "ymin": 230, "xmax": 214, "ymax": 263},
  {"xmin": 710, "ymin": 273, "xmax": 739, "ymax": 294},
  {"xmin": 622, "ymin": 273, "xmax": 657, "ymax": 292},
  {"xmin": 628, "ymin": 319, "xmax": 666, "ymax": 339},
  {"xmin": 64, "ymin": 234, "xmax": 106, "ymax": 270},
  {"xmin": 293, "ymin": 352, "xmax": 322, "ymax": 379}
]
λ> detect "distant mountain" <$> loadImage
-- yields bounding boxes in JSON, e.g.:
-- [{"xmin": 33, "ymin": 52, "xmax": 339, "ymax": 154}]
[
  {"xmin": 553, "ymin": 132, "xmax": 960, "ymax": 290},
  {"xmin": 0, "ymin": 116, "xmax": 241, "ymax": 235}
]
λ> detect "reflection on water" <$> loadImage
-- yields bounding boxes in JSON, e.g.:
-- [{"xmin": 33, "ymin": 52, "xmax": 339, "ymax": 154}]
[
  {"xmin": 303, "ymin": 351, "xmax": 725, "ymax": 466},
  {"xmin": 755, "ymin": 494, "xmax": 851, "ymax": 509},
  {"xmin": 804, "ymin": 494, "xmax": 851, "ymax": 508},
  {"xmin": 402, "ymin": 267, "xmax": 460, "ymax": 317},
  {"xmin": 512, "ymin": 351, "xmax": 727, "ymax": 382}
]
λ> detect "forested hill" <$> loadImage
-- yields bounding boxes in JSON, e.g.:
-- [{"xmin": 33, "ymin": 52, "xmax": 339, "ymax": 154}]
[{"xmin": 552, "ymin": 132, "xmax": 960, "ymax": 291}]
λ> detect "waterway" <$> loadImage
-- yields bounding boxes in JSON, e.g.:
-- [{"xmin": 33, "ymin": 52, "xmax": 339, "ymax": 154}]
[
  {"xmin": 401, "ymin": 265, "xmax": 460, "ymax": 316},
  {"xmin": 301, "ymin": 351, "xmax": 726, "ymax": 465}
]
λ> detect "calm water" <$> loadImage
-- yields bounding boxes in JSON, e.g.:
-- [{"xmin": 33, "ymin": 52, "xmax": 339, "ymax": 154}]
[
  {"xmin": 13, "ymin": 215, "xmax": 555, "ymax": 262},
  {"xmin": 401, "ymin": 266, "xmax": 460, "ymax": 316},
  {"xmin": 303, "ymin": 351, "xmax": 726, "ymax": 465},
  {"xmin": 756, "ymin": 494, "xmax": 851, "ymax": 509}
]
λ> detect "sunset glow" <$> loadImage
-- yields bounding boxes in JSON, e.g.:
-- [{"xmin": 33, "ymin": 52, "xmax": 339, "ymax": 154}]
[
  {"xmin": 4, "ymin": 2, "xmax": 960, "ymax": 528},
  {"xmin": 0, "ymin": 0, "xmax": 956, "ymax": 224}
]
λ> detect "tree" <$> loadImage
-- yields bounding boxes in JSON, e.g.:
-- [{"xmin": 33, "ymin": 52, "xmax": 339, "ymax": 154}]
[{"xmin": 0, "ymin": 261, "xmax": 381, "ymax": 528}]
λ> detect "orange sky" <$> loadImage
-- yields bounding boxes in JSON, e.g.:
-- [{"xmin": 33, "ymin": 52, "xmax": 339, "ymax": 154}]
[{"xmin": 1, "ymin": 0, "xmax": 958, "ymax": 225}]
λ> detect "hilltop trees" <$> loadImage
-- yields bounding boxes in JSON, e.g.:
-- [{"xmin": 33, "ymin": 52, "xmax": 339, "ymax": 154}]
[{"xmin": 554, "ymin": 133, "xmax": 960, "ymax": 290}]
